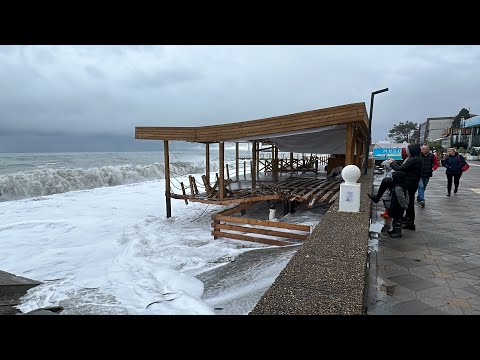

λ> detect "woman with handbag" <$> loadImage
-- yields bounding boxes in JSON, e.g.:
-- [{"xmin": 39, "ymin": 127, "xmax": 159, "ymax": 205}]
[{"xmin": 443, "ymin": 147, "xmax": 469, "ymax": 196}]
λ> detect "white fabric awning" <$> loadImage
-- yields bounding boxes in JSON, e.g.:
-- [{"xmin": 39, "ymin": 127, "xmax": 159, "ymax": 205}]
[{"xmin": 270, "ymin": 124, "xmax": 347, "ymax": 154}]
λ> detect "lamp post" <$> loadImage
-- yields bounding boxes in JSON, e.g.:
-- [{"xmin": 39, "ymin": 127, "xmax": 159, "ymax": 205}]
[{"xmin": 364, "ymin": 88, "xmax": 389, "ymax": 174}]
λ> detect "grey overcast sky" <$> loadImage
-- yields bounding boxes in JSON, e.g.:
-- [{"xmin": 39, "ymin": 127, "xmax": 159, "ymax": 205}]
[{"xmin": 1, "ymin": 45, "xmax": 479, "ymax": 152}]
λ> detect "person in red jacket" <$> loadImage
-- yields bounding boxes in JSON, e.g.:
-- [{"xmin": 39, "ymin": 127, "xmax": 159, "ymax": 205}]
[{"xmin": 416, "ymin": 144, "xmax": 439, "ymax": 207}]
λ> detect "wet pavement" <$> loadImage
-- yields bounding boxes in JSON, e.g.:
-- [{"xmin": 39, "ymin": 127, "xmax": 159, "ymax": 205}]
[{"xmin": 366, "ymin": 161, "xmax": 480, "ymax": 315}]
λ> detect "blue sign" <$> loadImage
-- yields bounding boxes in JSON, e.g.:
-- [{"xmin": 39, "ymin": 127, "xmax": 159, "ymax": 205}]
[{"xmin": 373, "ymin": 147, "xmax": 402, "ymax": 160}]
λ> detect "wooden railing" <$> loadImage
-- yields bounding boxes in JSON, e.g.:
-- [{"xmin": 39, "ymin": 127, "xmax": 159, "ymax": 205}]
[{"xmin": 211, "ymin": 203, "xmax": 311, "ymax": 246}]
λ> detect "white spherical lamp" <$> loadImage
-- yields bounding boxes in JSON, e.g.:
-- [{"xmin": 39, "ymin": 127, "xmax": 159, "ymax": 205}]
[{"xmin": 341, "ymin": 165, "xmax": 361, "ymax": 185}]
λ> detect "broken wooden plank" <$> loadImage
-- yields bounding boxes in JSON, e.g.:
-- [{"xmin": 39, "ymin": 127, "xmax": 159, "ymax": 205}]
[
  {"xmin": 214, "ymin": 223, "xmax": 308, "ymax": 241},
  {"xmin": 211, "ymin": 231, "xmax": 294, "ymax": 246},
  {"xmin": 216, "ymin": 214, "xmax": 310, "ymax": 232}
]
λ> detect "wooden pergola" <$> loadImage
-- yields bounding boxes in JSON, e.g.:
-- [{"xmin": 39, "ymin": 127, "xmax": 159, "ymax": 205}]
[{"xmin": 135, "ymin": 102, "xmax": 369, "ymax": 218}]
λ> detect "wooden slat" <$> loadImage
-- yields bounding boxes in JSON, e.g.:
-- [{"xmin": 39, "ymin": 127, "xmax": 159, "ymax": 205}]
[
  {"xmin": 328, "ymin": 191, "xmax": 340, "ymax": 204},
  {"xmin": 211, "ymin": 231, "xmax": 293, "ymax": 246},
  {"xmin": 301, "ymin": 180, "xmax": 328, "ymax": 200},
  {"xmin": 216, "ymin": 214, "xmax": 311, "ymax": 232},
  {"xmin": 214, "ymin": 223, "xmax": 308, "ymax": 240},
  {"xmin": 319, "ymin": 185, "xmax": 341, "ymax": 204}
]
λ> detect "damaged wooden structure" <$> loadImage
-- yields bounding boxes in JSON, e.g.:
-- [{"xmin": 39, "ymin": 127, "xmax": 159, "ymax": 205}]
[{"xmin": 135, "ymin": 102, "xmax": 369, "ymax": 244}]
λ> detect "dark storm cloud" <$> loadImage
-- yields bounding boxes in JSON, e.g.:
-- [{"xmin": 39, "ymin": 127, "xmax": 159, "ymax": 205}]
[{"xmin": 1, "ymin": 45, "xmax": 479, "ymax": 152}]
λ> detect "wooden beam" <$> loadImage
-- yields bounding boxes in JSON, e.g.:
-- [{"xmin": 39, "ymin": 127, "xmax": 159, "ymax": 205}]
[
  {"xmin": 206, "ymin": 143, "xmax": 210, "ymax": 183},
  {"xmin": 345, "ymin": 123, "xmax": 354, "ymax": 165},
  {"xmin": 163, "ymin": 140, "xmax": 172, "ymax": 218},
  {"xmin": 171, "ymin": 194, "xmax": 280, "ymax": 205},
  {"xmin": 290, "ymin": 152, "xmax": 294, "ymax": 171},
  {"xmin": 219, "ymin": 142, "xmax": 225, "ymax": 200}
]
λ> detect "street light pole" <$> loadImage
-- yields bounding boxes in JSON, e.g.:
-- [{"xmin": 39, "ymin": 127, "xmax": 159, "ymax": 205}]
[{"xmin": 364, "ymin": 88, "xmax": 389, "ymax": 174}]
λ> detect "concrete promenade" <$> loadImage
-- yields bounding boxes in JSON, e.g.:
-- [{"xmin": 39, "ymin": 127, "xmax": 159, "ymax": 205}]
[{"xmin": 366, "ymin": 160, "xmax": 480, "ymax": 315}]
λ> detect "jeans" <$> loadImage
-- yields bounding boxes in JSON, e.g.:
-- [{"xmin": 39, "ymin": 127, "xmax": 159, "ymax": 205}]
[{"xmin": 417, "ymin": 176, "xmax": 430, "ymax": 201}]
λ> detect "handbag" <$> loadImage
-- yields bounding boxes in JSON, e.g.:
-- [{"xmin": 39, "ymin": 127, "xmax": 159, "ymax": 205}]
[{"xmin": 459, "ymin": 155, "xmax": 469, "ymax": 172}]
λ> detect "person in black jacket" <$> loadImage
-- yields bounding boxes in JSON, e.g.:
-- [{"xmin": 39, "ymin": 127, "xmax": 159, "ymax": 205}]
[
  {"xmin": 388, "ymin": 171, "xmax": 409, "ymax": 238},
  {"xmin": 387, "ymin": 143, "xmax": 423, "ymax": 230},
  {"xmin": 417, "ymin": 144, "xmax": 440, "ymax": 207},
  {"xmin": 443, "ymin": 147, "xmax": 466, "ymax": 196}
]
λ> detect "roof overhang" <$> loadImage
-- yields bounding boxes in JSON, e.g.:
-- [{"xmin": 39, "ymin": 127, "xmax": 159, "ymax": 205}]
[{"xmin": 135, "ymin": 102, "xmax": 368, "ymax": 144}]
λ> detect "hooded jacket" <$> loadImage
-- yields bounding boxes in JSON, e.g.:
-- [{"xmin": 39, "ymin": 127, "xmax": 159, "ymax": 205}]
[{"xmin": 389, "ymin": 144, "xmax": 423, "ymax": 191}]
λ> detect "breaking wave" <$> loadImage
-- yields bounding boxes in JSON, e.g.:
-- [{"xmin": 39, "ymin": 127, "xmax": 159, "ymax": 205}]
[{"xmin": 0, "ymin": 161, "xmax": 217, "ymax": 202}]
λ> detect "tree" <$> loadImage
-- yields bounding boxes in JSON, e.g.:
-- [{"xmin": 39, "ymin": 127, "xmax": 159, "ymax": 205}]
[
  {"xmin": 452, "ymin": 108, "xmax": 470, "ymax": 128},
  {"xmin": 388, "ymin": 121, "xmax": 418, "ymax": 143},
  {"xmin": 451, "ymin": 108, "xmax": 471, "ymax": 147}
]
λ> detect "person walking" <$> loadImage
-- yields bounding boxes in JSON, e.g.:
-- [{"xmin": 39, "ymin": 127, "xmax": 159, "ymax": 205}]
[
  {"xmin": 387, "ymin": 143, "xmax": 423, "ymax": 230},
  {"xmin": 417, "ymin": 144, "xmax": 439, "ymax": 207},
  {"xmin": 443, "ymin": 147, "xmax": 467, "ymax": 196}
]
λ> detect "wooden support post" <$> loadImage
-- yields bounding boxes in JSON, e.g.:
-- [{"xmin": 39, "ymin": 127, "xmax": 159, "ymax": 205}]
[
  {"xmin": 290, "ymin": 152, "xmax": 294, "ymax": 171},
  {"xmin": 189, "ymin": 176, "xmax": 195, "ymax": 195},
  {"xmin": 345, "ymin": 123, "xmax": 354, "ymax": 165},
  {"xmin": 192, "ymin": 177, "xmax": 199, "ymax": 195},
  {"xmin": 226, "ymin": 164, "xmax": 230, "ymax": 179},
  {"xmin": 219, "ymin": 142, "xmax": 225, "ymax": 200},
  {"xmin": 244, "ymin": 161, "xmax": 246, "ymax": 178},
  {"xmin": 355, "ymin": 136, "xmax": 361, "ymax": 167},
  {"xmin": 273, "ymin": 145, "xmax": 278, "ymax": 182},
  {"xmin": 206, "ymin": 143, "xmax": 210, "ymax": 184},
  {"xmin": 256, "ymin": 141, "xmax": 260, "ymax": 175},
  {"xmin": 235, "ymin": 142, "xmax": 239, "ymax": 179},
  {"xmin": 252, "ymin": 141, "xmax": 257, "ymax": 189},
  {"xmin": 180, "ymin": 182, "xmax": 188, "ymax": 205},
  {"xmin": 202, "ymin": 175, "xmax": 212, "ymax": 195},
  {"xmin": 163, "ymin": 140, "xmax": 172, "ymax": 218}
]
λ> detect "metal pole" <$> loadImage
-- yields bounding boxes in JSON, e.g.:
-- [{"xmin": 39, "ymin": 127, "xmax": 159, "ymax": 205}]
[{"xmin": 364, "ymin": 88, "xmax": 388, "ymax": 175}]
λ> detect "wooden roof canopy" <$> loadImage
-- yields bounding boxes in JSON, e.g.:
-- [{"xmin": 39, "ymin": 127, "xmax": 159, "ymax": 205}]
[
  {"xmin": 135, "ymin": 102, "xmax": 369, "ymax": 143},
  {"xmin": 134, "ymin": 102, "xmax": 369, "ymax": 219}
]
